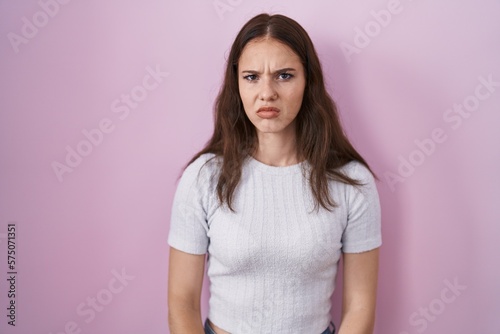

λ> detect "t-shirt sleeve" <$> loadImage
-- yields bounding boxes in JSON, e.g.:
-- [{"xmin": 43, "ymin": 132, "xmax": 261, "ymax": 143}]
[
  {"xmin": 167, "ymin": 156, "xmax": 212, "ymax": 255},
  {"xmin": 341, "ymin": 162, "xmax": 382, "ymax": 253}
]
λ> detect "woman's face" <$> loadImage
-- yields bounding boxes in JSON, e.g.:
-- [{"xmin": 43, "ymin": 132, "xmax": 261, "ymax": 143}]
[{"xmin": 238, "ymin": 38, "xmax": 306, "ymax": 138}]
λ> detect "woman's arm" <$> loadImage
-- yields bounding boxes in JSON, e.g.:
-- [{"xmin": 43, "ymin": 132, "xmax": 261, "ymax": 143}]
[
  {"xmin": 168, "ymin": 247, "xmax": 206, "ymax": 334},
  {"xmin": 337, "ymin": 247, "xmax": 380, "ymax": 334}
]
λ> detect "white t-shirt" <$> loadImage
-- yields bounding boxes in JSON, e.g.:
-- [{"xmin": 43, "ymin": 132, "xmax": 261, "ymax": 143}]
[{"xmin": 168, "ymin": 153, "xmax": 382, "ymax": 333}]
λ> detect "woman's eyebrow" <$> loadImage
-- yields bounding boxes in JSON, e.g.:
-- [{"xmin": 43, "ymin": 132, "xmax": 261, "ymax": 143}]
[{"xmin": 241, "ymin": 67, "xmax": 296, "ymax": 74}]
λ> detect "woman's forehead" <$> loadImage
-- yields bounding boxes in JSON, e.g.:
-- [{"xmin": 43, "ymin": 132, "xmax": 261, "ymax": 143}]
[{"xmin": 239, "ymin": 38, "xmax": 301, "ymax": 69}]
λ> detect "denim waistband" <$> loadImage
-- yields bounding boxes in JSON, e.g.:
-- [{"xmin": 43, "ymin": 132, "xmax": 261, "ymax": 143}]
[
  {"xmin": 204, "ymin": 318, "xmax": 336, "ymax": 334},
  {"xmin": 321, "ymin": 321, "xmax": 336, "ymax": 334}
]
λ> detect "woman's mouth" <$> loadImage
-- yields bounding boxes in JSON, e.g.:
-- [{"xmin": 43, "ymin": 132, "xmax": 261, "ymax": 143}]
[{"xmin": 257, "ymin": 107, "xmax": 280, "ymax": 119}]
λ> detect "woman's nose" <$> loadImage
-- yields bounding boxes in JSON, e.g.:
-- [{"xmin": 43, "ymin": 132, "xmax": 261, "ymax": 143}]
[{"xmin": 259, "ymin": 80, "xmax": 278, "ymax": 101}]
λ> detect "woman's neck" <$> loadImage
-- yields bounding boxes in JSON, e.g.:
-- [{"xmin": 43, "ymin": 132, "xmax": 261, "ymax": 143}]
[{"xmin": 252, "ymin": 130, "xmax": 299, "ymax": 167}]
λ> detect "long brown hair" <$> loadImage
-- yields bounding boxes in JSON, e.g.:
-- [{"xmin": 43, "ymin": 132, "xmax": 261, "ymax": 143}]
[{"xmin": 186, "ymin": 13, "xmax": 374, "ymax": 212}]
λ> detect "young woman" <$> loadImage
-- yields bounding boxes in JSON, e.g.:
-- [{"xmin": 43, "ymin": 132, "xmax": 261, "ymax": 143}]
[{"xmin": 168, "ymin": 13, "xmax": 381, "ymax": 334}]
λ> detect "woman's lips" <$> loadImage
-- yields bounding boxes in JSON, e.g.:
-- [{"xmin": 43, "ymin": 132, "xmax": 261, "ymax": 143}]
[{"xmin": 257, "ymin": 107, "xmax": 280, "ymax": 119}]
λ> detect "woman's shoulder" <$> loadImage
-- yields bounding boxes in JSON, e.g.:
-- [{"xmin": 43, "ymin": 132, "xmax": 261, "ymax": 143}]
[
  {"xmin": 337, "ymin": 160, "xmax": 375, "ymax": 183},
  {"xmin": 181, "ymin": 153, "xmax": 221, "ymax": 182},
  {"xmin": 335, "ymin": 160, "xmax": 378, "ymax": 202},
  {"xmin": 185, "ymin": 152, "xmax": 219, "ymax": 170},
  {"xmin": 174, "ymin": 153, "xmax": 221, "ymax": 201}
]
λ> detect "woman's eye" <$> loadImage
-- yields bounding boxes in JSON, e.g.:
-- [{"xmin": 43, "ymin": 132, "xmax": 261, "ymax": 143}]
[
  {"xmin": 243, "ymin": 74, "xmax": 257, "ymax": 81},
  {"xmin": 278, "ymin": 72, "xmax": 294, "ymax": 80}
]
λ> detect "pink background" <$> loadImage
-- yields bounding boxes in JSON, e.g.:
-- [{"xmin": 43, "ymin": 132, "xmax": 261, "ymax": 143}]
[{"xmin": 1, "ymin": 1, "xmax": 499, "ymax": 333}]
